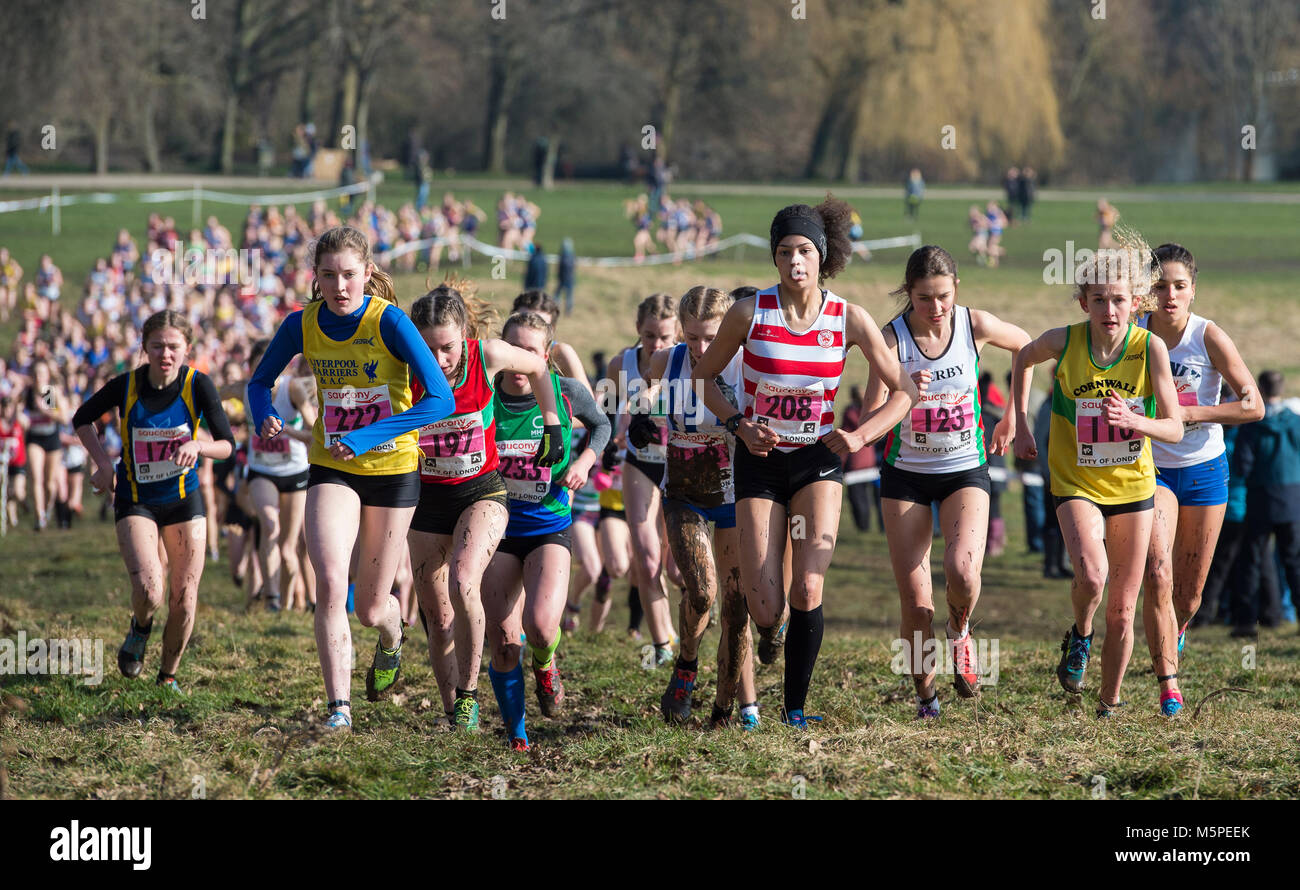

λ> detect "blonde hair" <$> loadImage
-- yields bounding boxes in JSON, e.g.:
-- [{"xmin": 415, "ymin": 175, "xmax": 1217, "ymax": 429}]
[
  {"xmin": 309, "ymin": 225, "xmax": 397, "ymax": 306},
  {"xmin": 635, "ymin": 293, "xmax": 677, "ymax": 329},
  {"xmin": 678, "ymin": 286, "xmax": 731, "ymax": 325},
  {"xmin": 1073, "ymin": 225, "xmax": 1158, "ymax": 314}
]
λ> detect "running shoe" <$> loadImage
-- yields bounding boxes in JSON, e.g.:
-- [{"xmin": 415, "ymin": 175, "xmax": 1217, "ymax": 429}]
[
  {"xmin": 661, "ymin": 662, "xmax": 697, "ymax": 724},
  {"xmin": 654, "ymin": 643, "xmax": 674, "ymax": 667},
  {"xmin": 779, "ymin": 708, "xmax": 822, "ymax": 729},
  {"xmin": 324, "ymin": 710, "xmax": 352, "ymax": 731},
  {"xmin": 156, "ymin": 675, "xmax": 184, "ymax": 695},
  {"xmin": 740, "ymin": 709, "xmax": 761, "ymax": 732},
  {"xmin": 1096, "ymin": 698, "xmax": 1126, "ymax": 719},
  {"xmin": 533, "ymin": 664, "xmax": 565, "ymax": 717},
  {"xmin": 510, "ymin": 737, "xmax": 530, "ymax": 752},
  {"xmin": 1160, "ymin": 690, "xmax": 1184, "ymax": 718},
  {"xmin": 951, "ymin": 633, "xmax": 980, "ymax": 699},
  {"xmin": 117, "ymin": 616, "xmax": 150, "ymax": 679},
  {"xmin": 365, "ymin": 632, "xmax": 405, "ymax": 702},
  {"xmin": 757, "ymin": 622, "xmax": 787, "ymax": 665},
  {"xmin": 708, "ymin": 703, "xmax": 733, "ymax": 729},
  {"xmin": 1056, "ymin": 625, "xmax": 1093, "ymax": 694},
  {"xmin": 916, "ymin": 695, "xmax": 941, "ymax": 720},
  {"xmin": 453, "ymin": 695, "xmax": 480, "ymax": 731},
  {"xmin": 561, "ymin": 604, "xmax": 580, "ymax": 634},
  {"xmin": 266, "ymin": 596, "xmax": 282, "ymax": 614}
]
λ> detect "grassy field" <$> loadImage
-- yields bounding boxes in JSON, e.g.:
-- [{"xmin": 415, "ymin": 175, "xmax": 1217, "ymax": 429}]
[{"xmin": 2, "ymin": 180, "xmax": 1299, "ymax": 799}]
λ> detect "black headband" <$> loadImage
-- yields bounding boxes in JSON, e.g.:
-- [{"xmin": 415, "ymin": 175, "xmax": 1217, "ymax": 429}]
[{"xmin": 771, "ymin": 216, "xmax": 827, "ymax": 263}]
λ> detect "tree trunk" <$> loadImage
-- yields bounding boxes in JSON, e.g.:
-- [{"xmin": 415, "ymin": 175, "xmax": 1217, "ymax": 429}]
[
  {"xmin": 94, "ymin": 110, "xmax": 110, "ymax": 175},
  {"xmin": 482, "ymin": 31, "xmax": 517, "ymax": 173},
  {"xmin": 356, "ymin": 68, "xmax": 373, "ymax": 167},
  {"xmin": 141, "ymin": 97, "xmax": 161, "ymax": 173},
  {"xmin": 542, "ymin": 134, "xmax": 558, "ymax": 189},
  {"xmin": 336, "ymin": 62, "xmax": 358, "ymax": 149},
  {"xmin": 220, "ymin": 92, "xmax": 238, "ymax": 174}
]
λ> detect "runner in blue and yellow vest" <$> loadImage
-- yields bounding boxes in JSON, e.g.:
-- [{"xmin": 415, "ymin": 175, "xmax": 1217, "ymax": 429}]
[
  {"xmin": 481, "ymin": 310, "xmax": 608, "ymax": 751},
  {"xmin": 247, "ymin": 226, "xmax": 463, "ymax": 731},
  {"xmin": 73, "ymin": 310, "xmax": 235, "ymax": 695},
  {"xmin": 1012, "ymin": 250, "xmax": 1183, "ymax": 719}
]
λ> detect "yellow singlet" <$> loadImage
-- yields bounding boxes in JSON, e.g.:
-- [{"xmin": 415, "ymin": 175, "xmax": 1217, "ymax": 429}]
[
  {"xmin": 302, "ymin": 297, "xmax": 417, "ymax": 475},
  {"xmin": 1048, "ymin": 321, "xmax": 1156, "ymax": 504}
]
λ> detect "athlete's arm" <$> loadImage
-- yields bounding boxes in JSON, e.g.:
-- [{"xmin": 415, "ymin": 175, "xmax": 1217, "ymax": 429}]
[
  {"xmin": 862, "ymin": 325, "xmax": 897, "ymax": 413},
  {"xmin": 972, "ymin": 309, "xmax": 1033, "ymax": 455},
  {"xmin": 599, "ymin": 349, "xmax": 627, "ymax": 450},
  {"xmin": 1105, "ymin": 335, "xmax": 1183, "ymax": 445},
  {"xmin": 176, "ymin": 372, "xmax": 235, "ymax": 466},
  {"xmin": 828, "ymin": 304, "xmax": 919, "ymax": 455},
  {"xmin": 73, "ymin": 372, "xmax": 128, "ymax": 493},
  {"xmin": 690, "ymin": 298, "xmax": 778, "ymax": 455},
  {"xmin": 248, "ymin": 311, "xmax": 304, "ymax": 439},
  {"xmin": 1012, "ymin": 326, "xmax": 1068, "ymax": 461},
  {"xmin": 1189, "ymin": 322, "xmax": 1266, "ymax": 425},
  {"xmin": 550, "ymin": 341, "xmax": 593, "ymax": 396},
  {"xmin": 559, "ymin": 376, "xmax": 609, "ymax": 491},
  {"xmin": 482, "ymin": 337, "xmax": 561, "ymax": 426},
  {"xmin": 282, "ymin": 376, "xmax": 317, "ymax": 445},
  {"xmin": 335, "ymin": 306, "xmax": 456, "ymax": 457}
]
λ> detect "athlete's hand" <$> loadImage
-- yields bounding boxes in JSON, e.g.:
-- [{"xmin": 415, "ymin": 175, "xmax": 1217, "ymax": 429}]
[
  {"xmin": 172, "ymin": 439, "xmax": 204, "ymax": 468},
  {"xmin": 627, "ymin": 413, "xmax": 658, "ymax": 450},
  {"xmin": 259, "ymin": 416, "xmax": 282, "ymax": 439},
  {"xmin": 1103, "ymin": 389, "xmax": 1141, "ymax": 431},
  {"xmin": 535, "ymin": 424, "xmax": 565, "ymax": 468},
  {"xmin": 1013, "ymin": 426, "xmax": 1037, "ymax": 462},
  {"xmin": 990, "ymin": 413, "xmax": 1015, "ymax": 456},
  {"xmin": 329, "ymin": 440, "xmax": 356, "ymax": 461},
  {"xmin": 822, "ymin": 428, "xmax": 862, "ymax": 456},
  {"xmin": 911, "ymin": 369, "xmax": 933, "ymax": 394},
  {"xmin": 738, "ymin": 418, "xmax": 780, "ymax": 457},
  {"xmin": 600, "ymin": 442, "xmax": 620, "ymax": 472},
  {"xmin": 90, "ymin": 464, "xmax": 114, "ymax": 495},
  {"xmin": 562, "ymin": 454, "xmax": 593, "ymax": 492}
]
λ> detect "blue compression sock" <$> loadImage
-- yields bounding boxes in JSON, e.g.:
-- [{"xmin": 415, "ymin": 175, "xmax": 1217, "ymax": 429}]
[{"xmin": 488, "ymin": 662, "xmax": 528, "ymax": 745}]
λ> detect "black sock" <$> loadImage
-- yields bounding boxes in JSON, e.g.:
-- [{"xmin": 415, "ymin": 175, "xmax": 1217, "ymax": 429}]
[
  {"xmin": 676, "ymin": 657, "xmax": 698, "ymax": 673},
  {"xmin": 783, "ymin": 605, "xmax": 824, "ymax": 715},
  {"xmin": 627, "ymin": 585, "xmax": 643, "ymax": 631},
  {"xmin": 133, "ymin": 616, "xmax": 153, "ymax": 636},
  {"xmin": 455, "ymin": 687, "xmax": 477, "ymax": 701}
]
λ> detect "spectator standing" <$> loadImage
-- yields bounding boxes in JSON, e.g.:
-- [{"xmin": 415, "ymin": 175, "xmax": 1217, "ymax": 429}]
[
  {"xmin": 904, "ymin": 168, "xmax": 925, "ymax": 220},
  {"xmin": 555, "ymin": 238, "xmax": 576, "ymax": 315},
  {"xmin": 1230, "ymin": 370, "xmax": 1300, "ymax": 636},
  {"xmin": 524, "ymin": 241, "xmax": 548, "ymax": 292}
]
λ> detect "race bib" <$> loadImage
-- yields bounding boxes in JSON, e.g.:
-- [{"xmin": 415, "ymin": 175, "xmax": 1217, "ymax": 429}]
[
  {"xmin": 419, "ymin": 415, "xmax": 487, "ymax": 479},
  {"xmin": 667, "ymin": 430, "xmax": 733, "ymax": 499},
  {"xmin": 907, "ymin": 390, "xmax": 977, "ymax": 454},
  {"xmin": 752, "ymin": 380, "xmax": 822, "ymax": 445},
  {"xmin": 322, "ymin": 386, "xmax": 394, "ymax": 451},
  {"xmin": 1075, "ymin": 397, "xmax": 1146, "ymax": 467},
  {"xmin": 497, "ymin": 438, "xmax": 551, "ymax": 503},
  {"xmin": 251, "ymin": 433, "xmax": 291, "ymax": 466},
  {"xmin": 636, "ymin": 417, "xmax": 668, "ymax": 464},
  {"xmin": 1174, "ymin": 378, "xmax": 1201, "ymax": 431},
  {"xmin": 132, "ymin": 425, "xmax": 191, "ymax": 483}
]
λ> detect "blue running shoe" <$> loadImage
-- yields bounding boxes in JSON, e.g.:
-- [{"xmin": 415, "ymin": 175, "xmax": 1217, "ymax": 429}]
[
  {"xmin": 661, "ymin": 661, "xmax": 697, "ymax": 724},
  {"xmin": 155, "ymin": 675, "xmax": 184, "ymax": 695},
  {"xmin": 740, "ymin": 710, "xmax": 760, "ymax": 732},
  {"xmin": 1096, "ymin": 698, "xmax": 1126, "ymax": 719},
  {"xmin": 1161, "ymin": 690, "xmax": 1184, "ymax": 717},
  {"xmin": 1056, "ymin": 625, "xmax": 1093, "ymax": 694},
  {"xmin": 324, "ymin": 700, "xmax": 352, "ymax": 731},
  {"xmin": 780, "ymin": 708, "xmax": 823, "ymax": 729}
]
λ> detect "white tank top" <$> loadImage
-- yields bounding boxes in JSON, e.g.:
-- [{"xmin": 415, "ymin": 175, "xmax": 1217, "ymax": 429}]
[
  {"xmin": 1139, "ymin": 313, "xmax": 1225, "ymax": 468},
  {"xmin": 741, "ymin": 286, "xmax": 847, "ymax": 453},
  {"xmin": 245, "ymin": 378, "xmax": 310, "ymax": 476},
  {"xmin": 662, "ymin": 342, "xmax": 743, "ymax": 504},
  {"xmin": 620, "ymin": 344, "xmax": 668, "ymax": 465},
  {"xmin": 883, "ymin": 305, "xmax": 986, "ymax": 473}
]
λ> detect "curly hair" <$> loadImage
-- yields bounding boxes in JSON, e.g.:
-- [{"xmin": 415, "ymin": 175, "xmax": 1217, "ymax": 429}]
[{"xmin": 769, "ymin": 193, "xmax": 854, "ymax": 282}]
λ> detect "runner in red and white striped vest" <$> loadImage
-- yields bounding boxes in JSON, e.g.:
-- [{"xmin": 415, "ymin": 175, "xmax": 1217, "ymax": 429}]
[
  {"xmin": 691, "ymin": 196, "xmax": 922, "ymax": 728},
  {"xmin": 740, "ymin": 286, "xmax": 846, "ymax": 450}
]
